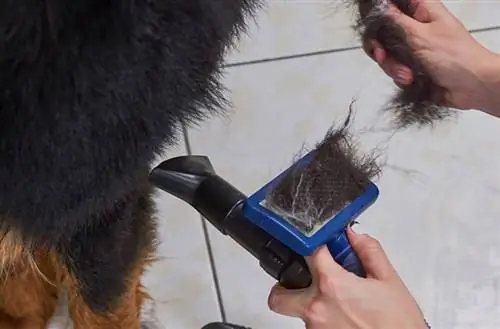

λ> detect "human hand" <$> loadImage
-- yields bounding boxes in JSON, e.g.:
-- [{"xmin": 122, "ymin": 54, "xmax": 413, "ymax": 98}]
[
  {"xmin": 268, "ymin": 228, "xmax": 428, "ymax": 329},
  {"xmin": 365, "ymin": 0, "xmax": 500, "ymax": 116}
]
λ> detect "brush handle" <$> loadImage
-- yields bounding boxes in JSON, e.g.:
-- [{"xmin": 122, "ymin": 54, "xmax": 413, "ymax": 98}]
[{"xmin": 327, "ymin": 230, "xmax": 366, "ymax": 278}]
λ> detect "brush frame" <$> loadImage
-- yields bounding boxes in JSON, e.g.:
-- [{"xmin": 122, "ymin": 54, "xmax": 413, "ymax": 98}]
[{"xmin": 243, "ymin": 150, "xmax": 379, "ymax": 257}]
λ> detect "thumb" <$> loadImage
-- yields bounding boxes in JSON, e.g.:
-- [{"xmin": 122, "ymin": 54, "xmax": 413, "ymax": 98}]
[
  {"xmin": 414, "ymin": 0, "xmax": 452, "ymax": 21},
  {"xmin": 268, "ymin": 284, "xmax": 311, "ymax": 318},
  {"xmin": 385, "ymin": 0, "xmax": 444, "ymax": 26},
  {"xmin": 384, "ymin": 2, "xmax": 421, "ymax": 32},
  {"xmin": 347, "ymin": 228, "xmax": 399, "ymax": 281}
]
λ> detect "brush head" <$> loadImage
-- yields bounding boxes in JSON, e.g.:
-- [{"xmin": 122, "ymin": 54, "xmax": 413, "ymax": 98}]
[
  {"xmin": 243, "ymin": 110, "xmax": 380, "ymax": 256},
  {"xmin": 263, "ymin": 112, "xmax": 381, "ymax": 234},
  {"xmin": 348, "ymin": 0, "xmax": 454, "ymax": 129}
]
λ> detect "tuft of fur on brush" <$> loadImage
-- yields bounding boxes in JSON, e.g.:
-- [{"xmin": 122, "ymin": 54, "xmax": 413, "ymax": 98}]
[
  {"xmin": 264, "ymin": 108, "xmax": 381, "ymax": 234},
  {"xmin": 346, "ymin": 0, "xmax": 454, "ymax": 129}
]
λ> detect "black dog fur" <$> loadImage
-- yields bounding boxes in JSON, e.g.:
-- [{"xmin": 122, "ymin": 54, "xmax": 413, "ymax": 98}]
[{"xmin": 0, "ymin": 0, "xmax": 260, "ymax": 314}]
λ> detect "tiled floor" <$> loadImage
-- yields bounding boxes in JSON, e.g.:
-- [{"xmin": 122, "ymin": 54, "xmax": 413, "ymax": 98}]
[{"xmin": 49, "ymin": 2, "xmax": 500, "ymax": 329}]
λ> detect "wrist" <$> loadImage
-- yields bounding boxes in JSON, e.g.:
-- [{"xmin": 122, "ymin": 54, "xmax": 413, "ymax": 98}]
[{"xmin": 476, "ymin": 51, "xmax": 500, "ymax": 117}]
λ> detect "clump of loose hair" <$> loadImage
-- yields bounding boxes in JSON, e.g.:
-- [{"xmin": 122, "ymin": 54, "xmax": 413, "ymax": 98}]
[
  {"xmin": 348, "ymin": 0, "xmax": 454, "ymax": 129},
  {"xmin": 263, "ymin": 108, "xmax": 381, "ymax": 234}
]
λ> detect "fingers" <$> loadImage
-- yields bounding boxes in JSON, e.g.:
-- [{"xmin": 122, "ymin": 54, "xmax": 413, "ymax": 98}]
[
  {"xmin": 384, "ymin": 3, "xmax": 421, "ymax": 31},
  {"xmin": 363, "ymin": 0, "xmax": 452, "ymax": 89},
  {"xmin": 408, "ymin": 0, "xmax": 432, "ymax": 22},
  {"xmin": 269, "ymin": 247, "xmax": 343, "ymax": 318},
  {"xmin": 362, "ymin": 38, "xmax": 376, "ymax": 60},
  {"xmin": 365, "ymin": 40, "xmax": 414, "ymax": 86},
  {"xmin": 392, "ymin": 65, "xmax": 414, "ymax": 86},
  {"xmin": 379, "ymin": 57, "xmax": 414, "ymax": 87},
  {"xmin": 268, "ymin": 284, "xmax": 311, "ymax": 318},
  {"xmin": 441, "ymin": 91, "xmax": 462, "ymax": 110},
  {"xmin": 346, "ymin": 228, "xmax": 399, "ymax": 281},
  {"xmin": 374, "ymin": 47, "xmax": 400, "ymax": 81},
  {"xmin": 305, "ymin": 245, "xmax": 346, "ymax": 281},
  {"xmin": 372, "ymin": 41, "xmax": 385, "ymax": 63},
  {"xmin": 269, "ymin": 246, "xmax": 352, "ymax": 318}
]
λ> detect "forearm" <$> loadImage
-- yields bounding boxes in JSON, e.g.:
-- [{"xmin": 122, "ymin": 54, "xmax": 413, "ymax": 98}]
[{"xmin": 478, "ymin": 52, "xmax": 500, "ymax": 118}]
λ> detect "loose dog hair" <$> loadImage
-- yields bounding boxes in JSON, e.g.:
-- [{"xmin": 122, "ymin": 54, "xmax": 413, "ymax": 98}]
[
  {"xmin": 264, "ymin": 108, "xmax": 381, "ymax": 234},
  {"xmin": 0, "ymin": 0, "xmax": 261, "ymax": 327},
  {"xmin": 347, "ymin": 0, "xmax": 454, "ymax": 129}
]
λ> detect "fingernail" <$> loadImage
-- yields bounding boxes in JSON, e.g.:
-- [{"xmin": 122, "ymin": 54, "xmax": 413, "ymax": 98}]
[
  {"xmin": 349, "ymin": 221, "xmax": 370, "ymax": 236},
  {"xmin": 395, "ymin": 67, "xmax": 412, "ymax": 85},
  {"xmin": 373, "ymin": 47, "xmax": 383, "ymax": 63},
  {"xmin": 396, "ymin": 70, "xmax": 406, "ymax": 81},
  {"xmin": 349, "ymin": 221, "xmax": 360, "ymax": 234}
]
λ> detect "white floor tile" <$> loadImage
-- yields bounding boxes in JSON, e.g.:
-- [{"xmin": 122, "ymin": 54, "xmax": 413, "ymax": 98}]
[
  {"xmin": 226, "ymin": 0, "xmax": 500, "ymax": 64},
  {"xmin": 142, "ymin": 196, "xmax": 221, "ymax": 329},
  {"xmin": 190, "ymin": 30, "xmax": 500, "ymax": 329},
  {"xmin": 226, "ymin": 1, "xmax": 358, "ymax": 64}
]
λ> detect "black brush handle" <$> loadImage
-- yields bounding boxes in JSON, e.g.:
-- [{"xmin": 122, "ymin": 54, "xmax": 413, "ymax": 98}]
[
  {"xmin": 224, "ymin": 202, "xmax": 313, "ymax": 289},
  {"xmin": 149, "ymin": 155, "xmax": 312, "ymax": 289}
]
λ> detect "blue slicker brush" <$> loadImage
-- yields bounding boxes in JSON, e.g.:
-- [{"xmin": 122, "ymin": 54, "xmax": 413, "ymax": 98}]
[{"xmin": 150, "ymin": 115, "xmax": 381, "ymax": 289}]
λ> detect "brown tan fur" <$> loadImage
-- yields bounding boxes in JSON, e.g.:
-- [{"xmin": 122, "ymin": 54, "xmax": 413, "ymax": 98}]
[
  {"xmin": 68, "ymin": 264, "xmax": 148, "ymax": 329},
  {"xmin": 0, "ymin": 227, "xmax": 151, "ymax": 329},
  {"xmin": 0, "ymin": 230, "xmax": 29, "ymax": 278},
  {"xmin": 0, "ymin": 237, "xmax": 59, "ymax": 329}
]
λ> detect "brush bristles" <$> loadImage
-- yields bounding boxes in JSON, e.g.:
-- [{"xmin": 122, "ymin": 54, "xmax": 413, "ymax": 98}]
[
  {"xmin": 348, "ymin": 0, "xmax": 454, "ymax": 129},
  {"xmin": 264, "ymin": 110, "xmax": 381, "ymax": 234}
]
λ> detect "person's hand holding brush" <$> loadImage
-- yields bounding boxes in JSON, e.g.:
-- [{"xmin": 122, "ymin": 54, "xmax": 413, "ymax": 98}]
[
  {"xmin": 268, "ymin": 227, "xmax": 428, "ymax": 329},
  {"xmin": 267, "ymin": 1, "xmax": 500, "ymax": 328},
  {"xmin": 365, "ymin": 0, "xmax": 500, "ymax": 118}
]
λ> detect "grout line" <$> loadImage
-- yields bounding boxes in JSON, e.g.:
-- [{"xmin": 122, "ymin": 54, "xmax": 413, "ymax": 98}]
[
  {"xmin": 181, "ymin": 123, "xmax": 228, "ymax": 323},
  {"xmin": 224, "ymin": 45, "xmax": 360, "ymax": 68},
  {"xmin": 224, "ymin": 25, "xmax": 500, "ymax": 68},
  {"xmin": 199, "ymin": 213, "xmax": 228, "ymax": 322},
  {"xmin": 471, "ymin": 25, "xmax": 500, "ymax": 34}
]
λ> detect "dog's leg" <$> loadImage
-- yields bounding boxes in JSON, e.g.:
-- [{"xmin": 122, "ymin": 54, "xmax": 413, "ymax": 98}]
[
  {"xmin": 61, "ymin": 187, "xmax": 157, "ymax": 329},
  {"xmin": 0, "ymin": 251, "xmax": 60, "ymax": 329},
  {"xmin": 67, "ymin": 261, "xmax": 149, "ymax": 329}
]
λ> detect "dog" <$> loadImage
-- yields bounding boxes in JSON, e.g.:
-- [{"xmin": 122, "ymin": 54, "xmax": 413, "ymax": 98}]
[{"xmin": 0, "ymin": 0, "xmax": 261, "ymax": 328}]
